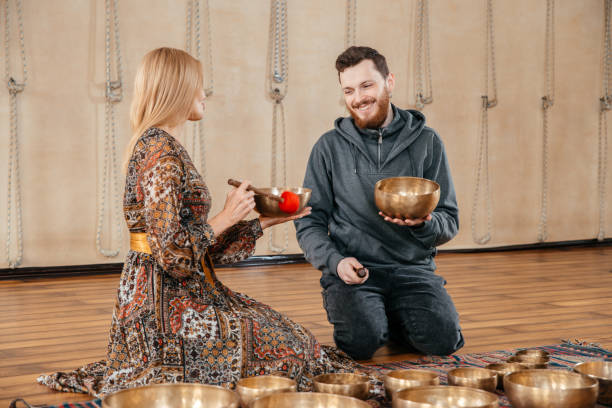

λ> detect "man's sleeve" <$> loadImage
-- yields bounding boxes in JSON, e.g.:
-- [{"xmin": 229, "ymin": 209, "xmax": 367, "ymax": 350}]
[
  {"xmin": 409, "ymin": 132, "xmax": 459, "ymax": 248},
  {"xmin": 294, "ymin": 141, "xmax": 344, "ymax": 277}
]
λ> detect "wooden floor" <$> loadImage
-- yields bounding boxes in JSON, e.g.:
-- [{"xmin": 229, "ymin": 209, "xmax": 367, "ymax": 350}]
[{"xmin": 1, "ymin": 246, "xmax": 611, "ymax": 406}]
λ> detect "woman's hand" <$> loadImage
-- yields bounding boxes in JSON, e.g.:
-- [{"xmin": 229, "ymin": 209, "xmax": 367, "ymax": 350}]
[
  {"xmin": 259, "ymin": 206, "xmax": 311, "ymax": 230},
  {"xmin": 209, "ymin": 180, "xmax": 255, "ymax": 236}
]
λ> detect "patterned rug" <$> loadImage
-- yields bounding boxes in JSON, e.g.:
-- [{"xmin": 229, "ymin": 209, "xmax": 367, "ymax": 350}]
[{"xmin": 22, "ymin": 341, "xmax": 611, "ymax": 408}]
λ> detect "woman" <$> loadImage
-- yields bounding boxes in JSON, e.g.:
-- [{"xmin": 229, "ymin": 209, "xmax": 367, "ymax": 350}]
[{"xmin": 38, "ymin": 47, "xmax": 368, "ymax": 397}]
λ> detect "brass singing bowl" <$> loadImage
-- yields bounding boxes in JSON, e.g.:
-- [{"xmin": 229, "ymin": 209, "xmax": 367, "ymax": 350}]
[
  {"xmin": 447, "ymin": 367, "xmax": 498, "ymax": 393},
  {"xmin": 504, "ymin": 369, "xmax": 599, "ymax": 408},
  {"xmin": 383, "ymin": 369, "xmax": 440, "ymax": 400},
  {"xmin": 253, "ymin": 187, "xmax": 311, "ymax": 217},
  {"xmin": 392, "ymin": 385, "xmax": 499, "ymax": 408},
  {"xmin": 312, "ymin": 372, "xmax": 370, "ymax": 400},
  {"xmin": 574, "ymin": 361, "xmax": 612, "ymax": 405},
  {"xmin": 249, "ymin": 392, "xmax": 371, "ymax": 408},
  {"xmin": 506, "ymin": 356, "xmax": 548, "ymax": 369},
  {"xmin": 102, "ymin": 383, "xmax": 240, "ymax": 408},
  {"xmin": 513, "ymin": 349, "xmax": 551, "ymax": 362},
  {"xmin": 235, "ymin": 375, "xmax": 297, "ymax": 408},
  {"xmin": 507, "ymin": 349, "xmax": 550, "ymax": 369},
  {"xmin": 374, "ymin": 177, "xmax": 440, "ymax": 219},
  {"xmin": 485, "ymin": 362, "xmax": 523, "ymax": 390}
]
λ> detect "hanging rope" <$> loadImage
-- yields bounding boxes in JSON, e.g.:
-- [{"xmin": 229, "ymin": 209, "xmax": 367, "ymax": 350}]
[
  {"xmin": 345, "ymin": 0, "xmax": 356, "ymax": 49},
  {"xmin": 186, "ymin": 0, "xmax": 213, "ymax": 178},
  {"xmin": 471, "ymin": 0, "xmax": 497, "ymax": 245},
  {"xmin": 598, "ymin": 0, "xmax": 611, "ymax": 241},
  {"xmin": 96, "ymin": 0, "xmax": 123, "ymax": 257},
  {"xmin": 537, "ymin": 0, "xmax": 555, "ymax": 242},
  {"xmin": 414, "ymin": 0, "xmax": 433, "ymax": 109},
  {"xmin": 3, "ymin": 0, "xmax": 27, "ymax": 269},
  {"xmin": 267, "ymin": 0, "xmax": 289, "ymax": 254}
]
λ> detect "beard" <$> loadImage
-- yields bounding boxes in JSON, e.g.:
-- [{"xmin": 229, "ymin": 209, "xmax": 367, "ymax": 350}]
[{"xmin": 347, "ymin": 88, "xmax": 390, "ymax": 129}]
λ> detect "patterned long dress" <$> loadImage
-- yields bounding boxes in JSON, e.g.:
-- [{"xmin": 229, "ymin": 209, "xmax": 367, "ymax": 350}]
[{"xmin": 38, "ymin": 127, "xmax": 368, "ymax": 397}]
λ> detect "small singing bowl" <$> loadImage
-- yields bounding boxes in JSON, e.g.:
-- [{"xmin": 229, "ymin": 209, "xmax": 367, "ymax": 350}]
[
  {"xmin": 312, "ymin": 372, "xmax": 370, "ymax": 400},
  {"xmin": 249, "ymin": 392, "xmax": 371, "ymax": 408},
  {"xmin": 504, "ymin": 369, "xmax": 599, "ymax": 408},
  {"xmin": 447, "ymin": 367, "xmax": 498, "ymax": 392},
  {"xmin": 235, "ymin": 375, "xmax": 297, "ymax": 408},
  {"xmin": 253, "ymin": 187, "xmax": 311, "ymax": 217},
  {"xmin": 485, "ymin": 362, "xmax": 524, "ymax": 390},
  {"xmin": 513, "ymin": 349, "xmax": 551, "ymax": 362},
  {"xmin": 506, "ymin": 356, "xmax": 548, "ymax": 369},
  {"xmin": 374, "ymin": 177, "xmax": 440, "ymax": 220},
  {"xmin": 102, "ymin": 383, "xmax": 240, "ymax": 408},
  {"xmin": 392, "ymin": 385, "xmax": 499, "ymax": 408},
  {"xmin": 574, "ymin": 361, "xmax": 612, "ymax": 405},
  {"xmin": 383, "ymin": 369, "xmax": 440, "ymax": 400},
  {"xmin": 507, "ymin": 349, "xmax": 550, "ymax": 369}
]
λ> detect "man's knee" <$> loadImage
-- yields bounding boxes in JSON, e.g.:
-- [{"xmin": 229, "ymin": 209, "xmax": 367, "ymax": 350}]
[
  {"xmin": 413, "ymin": 328, "xmax": 464, "ymax": 356},
  {"xmin": 321, "ymin": 276, "xmax": 388, "ymax": 360},
  {"xmin": 333, "ymin": 319, "xmax": 387, "ymax": 360},
  {"xmin": 395, "ymin": 313, "xmax": 464, "ymax": 356}
]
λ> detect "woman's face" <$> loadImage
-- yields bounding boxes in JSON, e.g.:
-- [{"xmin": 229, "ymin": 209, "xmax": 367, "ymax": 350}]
[{"xmin": 187, "ymin": 87, "xmax": 206, "ymax": 121}]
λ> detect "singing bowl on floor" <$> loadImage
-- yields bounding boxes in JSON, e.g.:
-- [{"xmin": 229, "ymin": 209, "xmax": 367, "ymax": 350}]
[
  {"xmin": 312, "ymin": 372, "xmax": 370, "ymax": 400},
  {"xmin": 253, "ymin": 187, "xmax": 311, "ymax": 217},
  {"xmin": 235, "ymin": 375, "xmax": 297, "ymax": 408},
  {"xmin": 485, "ymin": 362, "xmax": 524, "ymax": 390},
  {"xmin": 392, "ymin": 385, "xmax": 499, "ymax": 408},
  {"xmin": 506, "ymin": 356, "xmax": 548, "ymax": 369},
  {"xmin": 248, "ymin": 392, "xmax": 371, "ymax": 408},
  {"xmin": 102, "ymin": 383, "xmax": 240, "ymax": 408},
  {"xmin": 447, "ymin": 367, "xmax": 498, "ymax": 392},
  {"xmin": 504, "ymin": 369, "xmax": 599, "ymax": 408},
  {"xmin": 374, "ymin": 177, "xmax": 440, "ymax": 219},
  {"xmin": 507, "ymin": 350, "xmax": 549, "ymax": 369},
  {"xmin": 383, "ymin": 369, "xmax": 440, "ymax": 400},
  {"xmin": 574, "ymin": 361, "xmax": 612, "ymax": 405},
  {"xmin": 513, "ymin": 349, "xmax": 551, "ymax": 362}
]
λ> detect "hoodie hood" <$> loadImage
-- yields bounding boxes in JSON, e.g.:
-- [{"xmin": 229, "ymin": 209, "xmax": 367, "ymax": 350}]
[{"xmin": 334, "ymin": 105, "xmax": 427, "ymax": 172}]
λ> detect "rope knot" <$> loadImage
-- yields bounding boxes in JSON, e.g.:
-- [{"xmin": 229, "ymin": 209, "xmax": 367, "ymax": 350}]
[{"xmin": 7, "ymin": 78, "xmax": 25, "ymax": 95}]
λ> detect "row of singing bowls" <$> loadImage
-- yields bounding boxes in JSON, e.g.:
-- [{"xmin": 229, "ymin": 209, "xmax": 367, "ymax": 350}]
[{"xmin": 253, "ymin": 187, "xmax": 311, "ymax": 217}]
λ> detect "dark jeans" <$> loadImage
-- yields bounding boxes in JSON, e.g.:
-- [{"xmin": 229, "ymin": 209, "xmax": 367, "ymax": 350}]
[{"xmin": 321, "ymin": 267, "xmax": 464, "ymax": 360}]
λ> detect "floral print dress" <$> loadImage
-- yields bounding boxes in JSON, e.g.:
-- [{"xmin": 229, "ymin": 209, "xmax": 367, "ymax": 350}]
[{"xmin": 37, "ymin": 127, "xmax": 367, "ymax": 398}]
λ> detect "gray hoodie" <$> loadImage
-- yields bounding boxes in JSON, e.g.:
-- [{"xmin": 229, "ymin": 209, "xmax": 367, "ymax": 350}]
[{"xmin": 294, "ymin": 105, "xmax": 458, "ymax": 278}]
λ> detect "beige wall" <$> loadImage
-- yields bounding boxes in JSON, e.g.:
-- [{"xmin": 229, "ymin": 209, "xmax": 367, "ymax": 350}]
[{"xmin": 0, "ymin": 0, "xmax": 609, "ymax": 268}]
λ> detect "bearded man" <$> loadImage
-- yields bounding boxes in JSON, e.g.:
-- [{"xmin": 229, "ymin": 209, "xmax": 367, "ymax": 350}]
[{"xmin": 295, "ymin": 46, "xmax": 464, "ymax": 360}]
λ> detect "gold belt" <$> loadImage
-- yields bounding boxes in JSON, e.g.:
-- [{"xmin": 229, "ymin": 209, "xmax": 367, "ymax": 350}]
[
  {"xmin": 129, "ymin": 232, "xmax": 217, "ymax": 286},
  {"xmin": 130, "ymin": 232, "xmax": 152, "ymax": 254}
]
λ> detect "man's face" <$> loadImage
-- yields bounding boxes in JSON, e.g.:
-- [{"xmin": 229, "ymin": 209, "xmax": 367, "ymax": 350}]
[{"xmin": 339, "ymin": 59, "xmax": 395, "ymax": 129}]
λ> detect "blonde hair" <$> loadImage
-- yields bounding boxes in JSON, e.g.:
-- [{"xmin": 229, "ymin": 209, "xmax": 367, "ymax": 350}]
[{"xmin": 123, "ymin": 47, "xmax": 203, "ymax": 171}]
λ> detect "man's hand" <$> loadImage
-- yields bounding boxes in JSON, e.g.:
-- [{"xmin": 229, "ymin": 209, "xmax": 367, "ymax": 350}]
[
  {"xmin": 337, "ymin": 257, "xmax": 369, "ymax": 285},
  {"xmin": 379, "ymin": 211, "xmax": 432, "ymax": 227}
]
